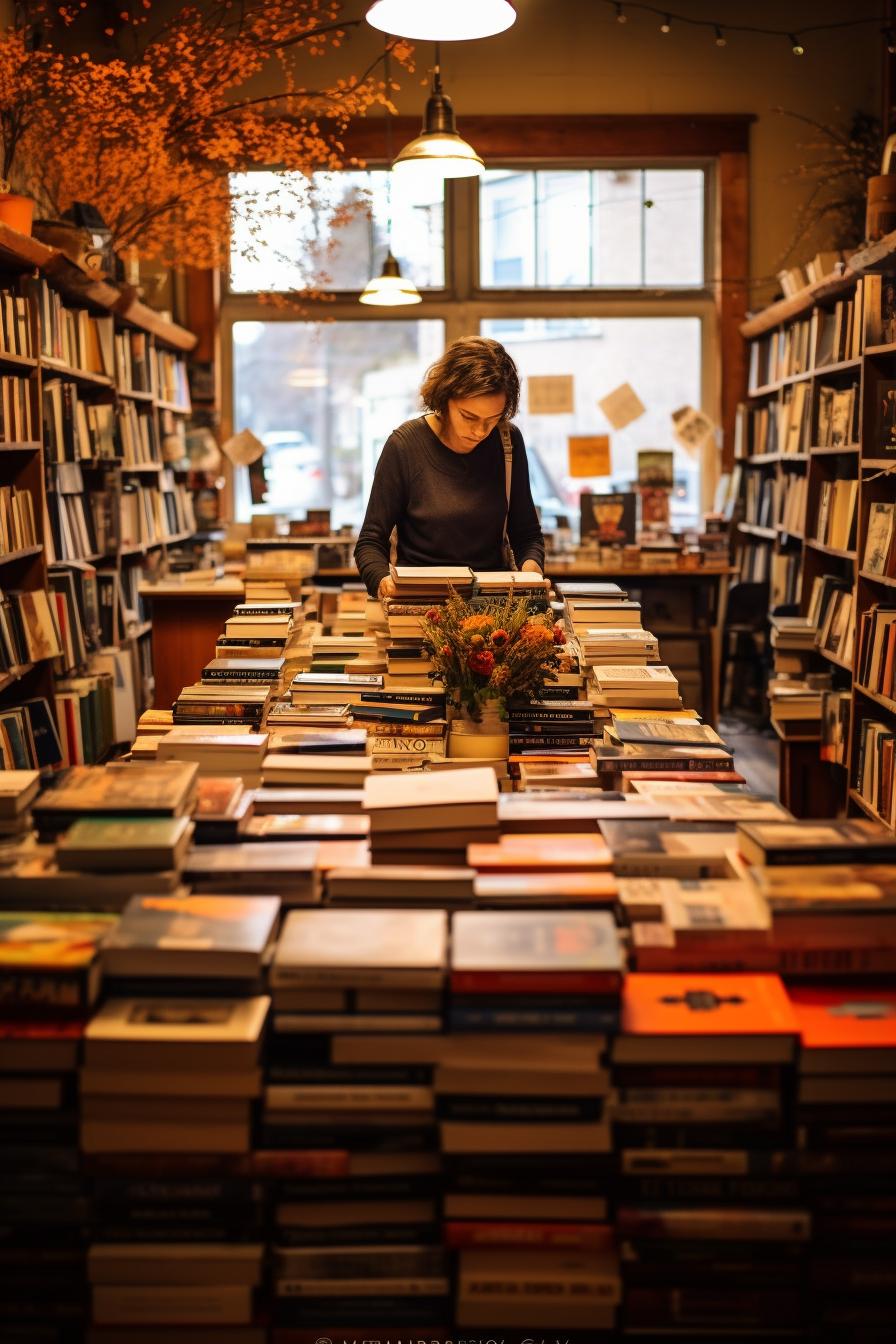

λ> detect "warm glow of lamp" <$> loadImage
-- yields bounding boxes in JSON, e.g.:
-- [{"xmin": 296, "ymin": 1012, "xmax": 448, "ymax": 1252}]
[
  {"xmin": 366, "ymin": 0, "xmax": 516, "ymax": 42},
  {"xmin": 392, "ymin": 64, "xmax": 484, "ymax": 183},
  {"xmin": 359, "ymin": 252, "xmax": 422, "ymax": 306}
]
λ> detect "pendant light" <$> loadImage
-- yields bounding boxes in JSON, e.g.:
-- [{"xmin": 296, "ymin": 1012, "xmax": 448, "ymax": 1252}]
[
  {"xmin": 392, "ymin": 44, "xmax": 484, "ymax": 184},
  {"xmin": 367, "ymin": 0, "xmax": 516, "ymax": 43},
  {"xmin": 359, "ymin": 40, "xmax": 422, "ymax": 307}
]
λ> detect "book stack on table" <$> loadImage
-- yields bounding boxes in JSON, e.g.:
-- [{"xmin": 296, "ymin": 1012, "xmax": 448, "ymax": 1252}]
[
  {"xmin": 789, "ymin": 986, "xmax": 896, "ymax": 1338},
  {"xmin": 362, "ymin": 765, "xmax": 499, "ymax": 867},
  {"xmin": 612, "ymin": 972, "xmax": 808, "ymax": 1335},
  {"xmin": 265, "ymin": 908, "xmax": 450, "ymax": 1332},
  {"xmin": 0, "ymin": 911, "xmax": 114, "ymax": 1342},
  {"xmin": 444, "ymin": 910, "xmax": 624, "ymax": 1331}
]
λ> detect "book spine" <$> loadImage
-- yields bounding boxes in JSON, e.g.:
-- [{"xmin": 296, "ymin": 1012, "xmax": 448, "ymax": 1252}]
[
  {"xmin": 511, "ymin": 710, "xmax": 593, "ymax": 723},
  {"xmin": 510, "ymin": 737, "xmax": 595, "ymax": 749},
  {"xmin": 358, "ymin": 691, "xmax": 445, "ymax": 705},
  {"xmin": 450, "ymin": 970, "xmax": 622, "ymax": 995},
  {"xmin": 448, "ymin": 1005, "xmax": 619, "ymax": 1032},
  {"xmin": 200, "ymin": 671, "xmax": 281, "ymax": 683},
  {"xmin": 598, "ymin": 757, "xmax": 734, "ymax": 773},
  {"xmin": 445, "ymin": 1221, "xmax": 608, "ymax": 1249}
]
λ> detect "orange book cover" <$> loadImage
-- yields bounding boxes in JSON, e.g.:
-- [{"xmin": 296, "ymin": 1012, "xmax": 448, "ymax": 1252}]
[
  {"xmin": 473, "ymin": 872, "xmax": 618, "ymax": 900},
  {"xmin": 621, "ymin": 770, "xmax": 747, "ymax": 786},
  {"xmin": 787, "ymin": 986, "xmax": 896, "ymax": 1050},
  {"xmin": 315, "ymin": 839, "xmax": 371, "ymax": 871},
  {"xmin": 468, "ymin": 834, "xmax": 613, "ymax": 872},
  {"xmin": 622, "ymin": 973, "xmax": 799, "ymax": 1037}
]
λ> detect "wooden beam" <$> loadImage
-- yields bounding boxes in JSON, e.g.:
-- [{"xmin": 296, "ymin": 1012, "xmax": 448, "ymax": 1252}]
[
  {"xmin": 718, "ymin": 151, "xmax": 750, "ymax": 473},
  {"xmin": 340, "ymin": 113, "xmax": 754, "ymax": 164}
]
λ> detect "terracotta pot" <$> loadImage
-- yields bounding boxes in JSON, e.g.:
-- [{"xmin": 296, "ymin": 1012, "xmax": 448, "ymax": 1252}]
[{"xmin": 0, "ymin": 194, "xmax": 34, "ymax": 236}]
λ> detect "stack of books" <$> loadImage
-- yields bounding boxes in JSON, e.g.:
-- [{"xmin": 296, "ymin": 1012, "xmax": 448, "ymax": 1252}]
[
  {"xmin": 592, "ymin": 664, "xmax": 683, "ymax": 712},
  {"xmin": 362, "ymin": 767, "xmax": 499, "ymax": 866},
  {"xmin": 613, "ymin": 972, "xmax": 807, "ymax": 1334},
  {"xmin": 0, "ymin": 767, "xmax": 41, "ymax": 835},
  {"xmin": 173, "ymin": 682, "xmax": 273, "ymax": 729},
  {"xmin": 266, "ymin": 908, "xmax": 450, "ymax": 1332},
  {"xmin": 444, "ymin": 910, "xmax": 623, "ymax": 1331},
  {"xmin": 787, "ymin": 984, "xmax": 896, "ymax": 1338},
  {"xmin": 0, "ymin": 911, "xmax": 115, "ymax": 1340},
  {"xmin": 82, "ymin": 992, "xmax": 269, "ymax": 1328},
  {"xmin": 508, "ymin": 698, "xmax": 596, "ymax": 762},
  {"xmin": 388, "ymin": 564, "xmax": 475, "ymax": 602},
  {"xmin": 735, "ymin": 818, "xmax": 896, "ymax": 974},
  {"xmin": 621, "ymin": 874, "xmax": 776, "ymax": 972}
]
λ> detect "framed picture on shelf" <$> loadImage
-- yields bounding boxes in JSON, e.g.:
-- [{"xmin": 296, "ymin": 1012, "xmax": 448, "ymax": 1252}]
[
  {"xmin": 863, "ymin": 501, "xmax": 896, "ymax": 576},
  {"xmin": 875, "ymin": 381, "xmax": 896, "ymax": 453}
]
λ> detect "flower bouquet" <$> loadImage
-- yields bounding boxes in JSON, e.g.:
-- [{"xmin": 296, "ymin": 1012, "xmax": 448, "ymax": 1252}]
[{"xmin": 419, "ymin": 590, "xmax": 565, "ymax": 726}]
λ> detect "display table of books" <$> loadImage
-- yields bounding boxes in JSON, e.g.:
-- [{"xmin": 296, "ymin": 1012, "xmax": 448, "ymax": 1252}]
[{"xmin": 0, "ymin": 566, "xmax": 894, "ymax": 1341}]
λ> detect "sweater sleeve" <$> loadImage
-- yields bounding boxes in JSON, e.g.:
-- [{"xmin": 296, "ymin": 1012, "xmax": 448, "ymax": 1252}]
[
  {"xmin": 507, "ymin": 426, "xmax": 546, "ymax": 573},
  {"xmin": 354, "ymin": 434, "xmax": 409, "ymax": 596}
]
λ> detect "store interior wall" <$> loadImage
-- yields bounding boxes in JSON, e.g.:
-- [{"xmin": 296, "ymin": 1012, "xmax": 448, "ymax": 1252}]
[{"xmin": 5, "ymin": 0, "xmax": 879, "ymax": 304}]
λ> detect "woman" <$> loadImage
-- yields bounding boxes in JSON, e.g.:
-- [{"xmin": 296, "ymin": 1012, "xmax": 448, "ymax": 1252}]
[{"xmin": 354, "ymin": 337, "xmax": 545, "ymax": 602}]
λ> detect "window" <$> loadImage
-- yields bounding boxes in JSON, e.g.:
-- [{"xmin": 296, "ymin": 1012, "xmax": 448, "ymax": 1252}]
[
  {"xmin": 480, "ymin": 168, "xmax": 704, "ymax": 288},
  {"xmin": 225, "ymin": 159, "xmax": 714, "ymax": 528},
  {"xmin": 481, "ymin": 317, "xmax": 702, "ymax": 530},
  {"xmin": 230, "ymin": 171, "xmax": 445, "ymax": 293},
  {"xmin": 232, "ymin": 319, "xmax": 445, "ymax": 527}
]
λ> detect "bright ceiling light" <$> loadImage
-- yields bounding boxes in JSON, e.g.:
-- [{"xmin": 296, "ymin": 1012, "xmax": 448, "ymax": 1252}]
[
  {"xmin": 392, "ymin": 70, "xmax": 484, "ymax": 183},
  {"xmin": 366, "ymin": 0, "xmax": 516, "ymax": 42},
  {"xmin": 359, "ymin": 252, "xmax": 422, "ymax": 306}
]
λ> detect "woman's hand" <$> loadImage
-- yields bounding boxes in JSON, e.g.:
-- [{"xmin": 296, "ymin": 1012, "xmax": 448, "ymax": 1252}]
[
  {"xmin": 520, "ymin": 559, "xmax": 542, "ymax": 575},
  {"xmin": 377, "ymin": 574, "xmax": 396, "ymax": 607}
]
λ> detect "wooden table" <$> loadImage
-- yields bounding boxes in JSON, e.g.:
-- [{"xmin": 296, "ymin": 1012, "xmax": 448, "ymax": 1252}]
[
  {"xmin": 139, "ymin": 580, "xmax": 246, "ymax": 711},
  {"xmin": 551, "ymin": 565, "xmax": 736, "ymax": 727}
]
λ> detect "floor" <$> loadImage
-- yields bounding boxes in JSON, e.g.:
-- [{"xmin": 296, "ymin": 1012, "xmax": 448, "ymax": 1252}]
[{"xmin": 719, "ymin": 713, "xmax": 779, "ymax": 797}]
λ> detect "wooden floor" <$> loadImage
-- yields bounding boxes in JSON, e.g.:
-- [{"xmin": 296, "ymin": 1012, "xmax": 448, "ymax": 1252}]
[{"xmin": 719, "ymin": 714, "xmax": 779, "ymax": 798}]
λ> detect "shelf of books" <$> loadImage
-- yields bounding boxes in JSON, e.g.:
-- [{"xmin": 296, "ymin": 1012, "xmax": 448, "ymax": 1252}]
[
  {"xmin": 0, "ymin": 222, "xmax": 197, "ymax": 770},
  {"xmin": 738, "ymin": 253, "xmax": 896, "ymax": 820}
]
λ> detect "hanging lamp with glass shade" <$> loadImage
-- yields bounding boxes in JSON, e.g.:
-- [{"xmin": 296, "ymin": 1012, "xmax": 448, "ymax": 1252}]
[
  {"xmin": 366, "ymin": 0, "xmax": 516, "ymax": 43},
  {"xmin": 359, "ymin": 40, "xmax": 422, "ymax": 307},
  {"xmin": 392, "ymin": 45, "xmax": 484, "ymax": 183}
]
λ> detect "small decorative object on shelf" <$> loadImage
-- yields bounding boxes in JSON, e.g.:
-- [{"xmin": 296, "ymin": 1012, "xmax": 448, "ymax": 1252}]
[{"xmin": 420, "ymin": 591, "xmax": 564, "ymax": 760}]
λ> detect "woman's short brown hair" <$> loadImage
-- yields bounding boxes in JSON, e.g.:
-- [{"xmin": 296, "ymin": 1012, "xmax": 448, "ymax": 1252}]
[{"xmin": 419, "ymin": 337, "xmax": 520, "ymax": 421}]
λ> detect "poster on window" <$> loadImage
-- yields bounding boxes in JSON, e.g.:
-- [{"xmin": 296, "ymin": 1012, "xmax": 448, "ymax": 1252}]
[{"xmin": 528, "ymin": 375, "xmax": 575, "ymax": 415}]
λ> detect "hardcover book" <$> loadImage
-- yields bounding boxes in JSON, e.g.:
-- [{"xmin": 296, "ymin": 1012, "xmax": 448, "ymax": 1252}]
[
  {"xmin": 55, "ymin": 816, "xmax": 195, "ymax": 871},
  {"xmin": 736, "ymin": 818, "xmax": 896, "ymax": 866},
  {"xmin": 451, "ymin": 910, "xmax": 623, "ymax": 995},
  {"xmin": 102, "ymin": 894, "xmax": 280, "ymax": 979},
  {"xmin": 271, "ymin": 908, "xmax": 448, "ymax": 988}
]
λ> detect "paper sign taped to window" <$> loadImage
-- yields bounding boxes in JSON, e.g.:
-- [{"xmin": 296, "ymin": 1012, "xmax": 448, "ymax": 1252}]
[
  {"xmin": 528, "ymin": 374, "xmax": 575, "ymax": 415},
  {"xmin": 672, "ymin": 405, "xmax": 715, "ymax": 456},
  {"xmin": 568, "ymin": 435, "xmax": 611, "ymax": 477},
  {"xmin": 598, "ymin": 382, "xmax": 646, "ymax": 430},
  {"xmin": 222, "ymin": 428, "xmax": 265, "ymax": 467}
]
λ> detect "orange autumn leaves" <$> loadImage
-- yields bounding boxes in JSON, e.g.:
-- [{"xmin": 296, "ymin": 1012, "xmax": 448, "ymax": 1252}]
[{"xmin": 1, "ymin": 2, "xmax": 415, "ymax": 270}]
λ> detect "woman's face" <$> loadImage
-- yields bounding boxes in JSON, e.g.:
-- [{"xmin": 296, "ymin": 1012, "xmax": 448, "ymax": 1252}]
[{"xmin": 442, "ymin": 391, "xmax": 506, "ymax": 452}]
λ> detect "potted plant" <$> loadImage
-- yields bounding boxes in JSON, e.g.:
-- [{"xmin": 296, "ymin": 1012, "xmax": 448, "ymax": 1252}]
[{"xmin": 420, "ymin": 591, "xmax": 566, "ymax": 759}]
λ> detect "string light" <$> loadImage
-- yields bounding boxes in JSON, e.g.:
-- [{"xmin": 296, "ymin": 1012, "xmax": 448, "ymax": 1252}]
[{"xmin": 595, "ymin": 1, "xmax": 888, "ymax": 53}]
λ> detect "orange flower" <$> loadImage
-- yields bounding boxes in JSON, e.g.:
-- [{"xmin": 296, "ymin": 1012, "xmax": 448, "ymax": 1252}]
[
  {"xmin": 520, "ymin": 623, "xmax": 554, "ymax": 644},
  {"xmin": 461, "ymin": 614, "xmax": 495, "ymax": 633},
  {"xmin": 490, "ymin": 629, "xmax": 509, "ymax": 648}
]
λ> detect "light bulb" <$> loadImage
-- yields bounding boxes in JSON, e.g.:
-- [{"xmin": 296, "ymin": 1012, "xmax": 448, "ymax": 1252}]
[{"xmin": 366, "ymin": 0, "xmax": 515, "ymax": 42}]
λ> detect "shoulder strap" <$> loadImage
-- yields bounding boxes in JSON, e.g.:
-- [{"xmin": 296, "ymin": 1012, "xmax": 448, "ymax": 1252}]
[{"xmin": 499, "ymin": 422, "xmax": 513, "ymax": 526}]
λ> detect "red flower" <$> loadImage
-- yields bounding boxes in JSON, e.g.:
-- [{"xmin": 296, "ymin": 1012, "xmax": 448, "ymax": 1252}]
[
  {"xmin": 553, "ymin": 624, "xmax": 566, "ymax": 645},
  {"xmin": 440, "ymin": 644, "xmax": 453, "ymax": 660},
  {"xmin": 468, "ymin": 649, "xmax": 495, "ymax": 677},
  {"xmin": 426, "ymin": 609, "xmax": 441, "ymax": 624},
  {"xmin": 490, "ymin": 629, "xmax": 509, "ymax": 649}
]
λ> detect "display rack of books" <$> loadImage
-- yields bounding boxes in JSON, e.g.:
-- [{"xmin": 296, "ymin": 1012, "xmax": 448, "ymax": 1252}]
[
  {"xmin": 738, "ymin": 230, "xmax": 896, "ymax": 819},
  {"xmin": 0, "ymin": 219, "xmax": 197, "ymax": 768}
]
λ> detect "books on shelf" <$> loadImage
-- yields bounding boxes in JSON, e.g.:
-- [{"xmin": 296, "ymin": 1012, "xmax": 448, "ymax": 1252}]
[
  {"xmin": 815, "ymin": 478, "xmax": 857, "ymax": 551},
  {"xmin": 816, "ymin": 382, "xmax": 859, "ymax": 448},
  {"xmin": 0, "ymin": 375, "xmax": 34, "ymax": 443},
  {"xmin": 0, "ymin": 484, "xmax": 37, "ymax": 554},
  {"xmin": 862, "ymin": 501, "xmax": 895, "ymax": 576},
  {"xmin": 0, "ymin": 584, "xmax": 63, "ymax": 670}
]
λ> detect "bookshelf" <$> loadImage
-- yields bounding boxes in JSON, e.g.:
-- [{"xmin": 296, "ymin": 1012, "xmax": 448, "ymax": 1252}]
[
  {"xmin": 738, "ymin": 231, "xmax": 896, "ymax": 823},
  {"xmin": 0, "ymin": 220, "xmax": 198, "ymax": 768}
]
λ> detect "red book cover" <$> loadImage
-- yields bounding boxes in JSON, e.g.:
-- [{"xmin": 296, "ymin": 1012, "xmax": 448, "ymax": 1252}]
[
  {"xmin": 623, "ymin": 770, "xmax": 747, "ymax": 785},
  {"xmin": 622, "ymin": 973, "xmax": 799, "ymax": 1038},
  {"xmin": 451, "ymin": 968, "xmax": 622, "ymax": 995},
  {"xmin": 786, "ymin": 986, "xmax": 896, "ymax": 1050}
]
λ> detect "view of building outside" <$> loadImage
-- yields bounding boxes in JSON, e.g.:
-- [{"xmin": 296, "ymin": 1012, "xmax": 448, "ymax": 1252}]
[
  {"xmin": 482, "ymin": 317, "xmax": 703, "ymax": 530},
  {"xmin": 232, "ymin": 320, "xmax": 445, "ymax": 527},
  {"xmin": 479, "ymin": 167, "xmax": 704, "ymax": 288}
]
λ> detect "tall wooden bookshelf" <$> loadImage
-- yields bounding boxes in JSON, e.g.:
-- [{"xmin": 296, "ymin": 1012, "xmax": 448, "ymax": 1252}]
[
  {"xmin": 0, "ymin": 220, "xmax": 197, "ymax": 761},
  {"xmin": 738, "ymin": 228, "xmax": 896, "ymax": 823}
]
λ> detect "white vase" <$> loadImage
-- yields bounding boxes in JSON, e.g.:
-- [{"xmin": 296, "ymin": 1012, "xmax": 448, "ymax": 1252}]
[{"xmin": 448, "ymin": 701, "xmax": 509, "ymax": 759}]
